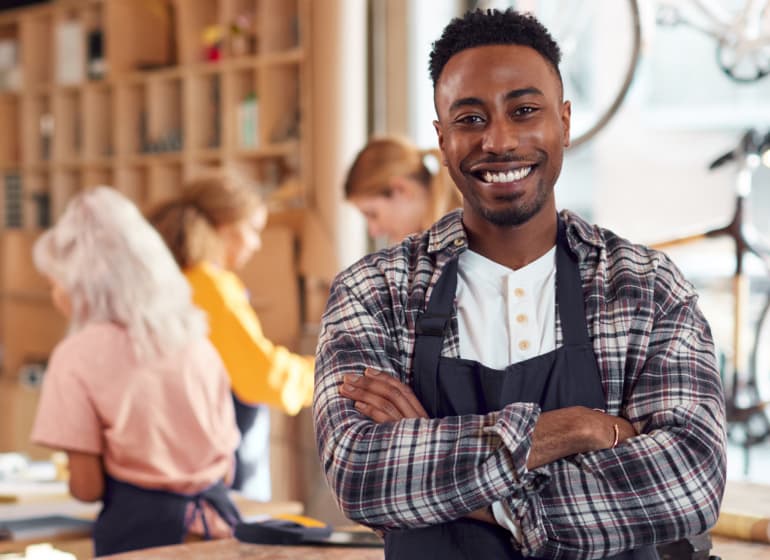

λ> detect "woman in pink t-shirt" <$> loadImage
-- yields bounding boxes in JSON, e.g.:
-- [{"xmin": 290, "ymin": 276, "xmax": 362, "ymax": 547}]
[{"xmin": 30, "ymin": 187, "xmax": 242, "ymax": 556}]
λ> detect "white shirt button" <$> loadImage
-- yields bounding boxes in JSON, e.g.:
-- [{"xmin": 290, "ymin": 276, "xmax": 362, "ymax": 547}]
[{"xmin": 513, "ymin": 287, "xmax": 525, "ymax": 297}]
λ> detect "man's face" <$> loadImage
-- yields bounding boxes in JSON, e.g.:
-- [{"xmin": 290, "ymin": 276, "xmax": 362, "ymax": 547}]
[{"xmin": 433, "ymin": 44, "xmax": 571, "ymax": 229}]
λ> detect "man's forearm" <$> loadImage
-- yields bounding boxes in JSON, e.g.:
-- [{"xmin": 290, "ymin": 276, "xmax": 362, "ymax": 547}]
[{"xmin": 527, "ymin": 406, "xmax": 634, "ymax": 469}]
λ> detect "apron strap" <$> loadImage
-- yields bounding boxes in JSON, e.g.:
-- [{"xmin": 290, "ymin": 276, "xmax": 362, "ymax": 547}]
[
  {"xmin": 555, "ymin": 218, "xmax": 591, "ymax": 346},
  {"xmin": 413, "ymin": 258, "xmax": 458, "ymax": 415}
]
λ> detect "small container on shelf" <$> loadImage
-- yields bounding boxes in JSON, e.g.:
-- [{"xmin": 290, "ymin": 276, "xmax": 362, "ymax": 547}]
[
  {"xmin": 238, "ymin": 92, "xmax": 259, "ymax": 149},
  {"xmin": 54, "ymin": 16, "xmax": 85, "ymax": 85},
  {"xmin": 0, "ymin": 31, "xmax": 21, "ymax": 92},
  {"xmin": 3, "ymin": 169, "xmax": 23, "ymax": 228},
  {"xmin": 21, "ymin": 171, "xmax": 50, "ymax": 229}
]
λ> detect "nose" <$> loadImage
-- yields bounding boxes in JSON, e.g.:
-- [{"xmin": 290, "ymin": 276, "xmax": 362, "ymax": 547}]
[{"xmin": 481, "ymin": 117, "xmax": 519, "ymax": 155}]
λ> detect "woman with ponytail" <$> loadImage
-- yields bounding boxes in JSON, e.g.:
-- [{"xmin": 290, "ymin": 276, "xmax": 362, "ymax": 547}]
[
  {"xmin": 344, "ymin": 136, "xmax": 462, "ymax": 243},
  {"xmin": 149, "ymin": 171, "xmax": 314, "ymax": 500}
]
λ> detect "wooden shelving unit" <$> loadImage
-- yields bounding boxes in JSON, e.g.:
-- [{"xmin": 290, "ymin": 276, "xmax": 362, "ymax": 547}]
[
  {"xmin": 0, "ymin": 1, "xmax": 319, "ymax": 490},
  {"xmin": 0, "ymin": 0, "xmax": 311, "ymax": 224}
]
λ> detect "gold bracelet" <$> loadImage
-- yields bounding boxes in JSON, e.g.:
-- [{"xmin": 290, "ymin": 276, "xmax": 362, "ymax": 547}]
[{"xmin": 611, "ymin": 423, "xmax": 620, "ymax": 449}]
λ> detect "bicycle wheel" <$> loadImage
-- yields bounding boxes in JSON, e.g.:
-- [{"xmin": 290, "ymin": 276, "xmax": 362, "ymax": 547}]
[{"xmin": 473, "ymin": 0, "xmax": 642, "ymax": 149}]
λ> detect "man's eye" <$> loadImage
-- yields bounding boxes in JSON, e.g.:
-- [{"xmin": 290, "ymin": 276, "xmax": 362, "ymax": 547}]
[
  {"xmin": 514, "ymin": 106, "xmax": 538, "ymax": 116},
  {"xmin": 457, "ymin": 115, "xmax": 484, "ymax": 125}
]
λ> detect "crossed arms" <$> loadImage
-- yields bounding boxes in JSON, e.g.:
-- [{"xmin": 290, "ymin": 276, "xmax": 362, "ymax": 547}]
[{"xmin": 313, "ymin": 271, "xmax": 726, "ymax": 557}]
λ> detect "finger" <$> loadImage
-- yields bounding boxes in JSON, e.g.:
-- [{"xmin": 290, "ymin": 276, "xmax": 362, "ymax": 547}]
[
  {"xmin": 340, "ymin": 381, "xmax": 406, "ymax": 421},
  {"xmin": 354, "ymin": 401, "xmax": 400, "ymax": 423},
  {"xmin": 340, "ymin": 383, "xmax": 404, "ymax": 421},
  {"xmin": 363, "ymin": 368, "xmax": 429, "ymax": 419}
]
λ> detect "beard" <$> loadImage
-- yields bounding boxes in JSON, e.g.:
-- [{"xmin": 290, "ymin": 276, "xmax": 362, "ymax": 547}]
[{"xmin": 466, "ymin": 179, "xmax": 552, "ymax": 227}]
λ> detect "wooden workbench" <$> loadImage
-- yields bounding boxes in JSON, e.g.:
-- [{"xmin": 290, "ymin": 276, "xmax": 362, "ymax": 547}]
[
  {"xmin": 101, "ymin": 539, "xmax": 384, "ymax": 559},
  {"xmin": 0, "ymin": 493, "xmax": 303, "ymax": 559}
]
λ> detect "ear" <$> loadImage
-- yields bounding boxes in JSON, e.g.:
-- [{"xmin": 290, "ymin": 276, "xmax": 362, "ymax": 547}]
[
  {"xmin": 561, "ymin": 100, "xmax": 572, "ymax": 148},
  {"xmin": 433, "ymin": 120, "xmax": 448, "ymax": 165}
]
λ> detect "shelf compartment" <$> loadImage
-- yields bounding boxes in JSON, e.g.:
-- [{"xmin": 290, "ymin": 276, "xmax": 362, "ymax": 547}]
[
  {"xmin": 259, "ymin": 64, "xmax": 299, "ymax": 145},
  {"xmin": 52, "ymin": 88, "xmax": 83, "ymax": 162},
  {"xmin": 21, "ymin": 170, "xmax": 52, "ymax": 229},
  {"xmin": 0, "ymin": 97, "xmax": 20, "ymax": 164},
  {"xmin": 53, "ymin": 8, "xmax": 87, "ymax": 86},
  {"xmin": 186, "ymin": 73, "xmax": 221, "ymax": 151},
  {"xmin": 257, "ymin": 0, "xmax": 300, "ymax": 54},
  {"xmin": 19, "ymin": 12, "xmax": 52, "ymax": 88},
  {"xmin": 105, "ymin": 0, "xmax": 173, "ymax": 74},
  {"xmin": 218, "ymin": 0, "xmax": 257, "ymax": 58},
  {"xmin": 50, "ymin": 168, "xmax": 82, "ymax": 221},
  {"xmin": 145, "ymin": 162, "xmax": 182, "ymax": 211},
  {"xmin": 223, "ymin": 67, "xmax": 259, "ymax": 151},
  {"xmin": 2, "ymin": 168, "xmax": 23, "ymax": 229},
  {"xmin": 114, "ymin": 165, "xmax": 148, "ymax": 207},
  {"xmin": 81, "ymin": 83, "xmax": 113, "ymax": 159},
  {"xmin": 175, "ymin": 0, "xmax": 219, "ymax": 65},
  {"xmin": 0, "ymin": 20, "xmax": 21, "ymax": 93},
  {"xmin": 21, "ymin": 94, "xmax": 53, "ymax": 165},
  {"xmin": 113, "ymin": 82, "xmax": 146, "ymax": 156},
  {"xmin": 145, "ymin": 77, "xmax": 184, "ymax": 154}
]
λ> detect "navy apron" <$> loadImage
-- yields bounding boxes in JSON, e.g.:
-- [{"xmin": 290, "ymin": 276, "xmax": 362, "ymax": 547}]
[
  {"xmin": 385, "ymin": 221, "xmax": 658, "ymax": 559},
  {"xmin": 93, "ymin": 475, "xmax": 241, "ymax": 557}
]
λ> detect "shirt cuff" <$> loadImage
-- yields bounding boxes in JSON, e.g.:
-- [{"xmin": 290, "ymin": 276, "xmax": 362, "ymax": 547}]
[{"xmin": 491, "ymin": 500, "xmax": 522, "ymax": 544}]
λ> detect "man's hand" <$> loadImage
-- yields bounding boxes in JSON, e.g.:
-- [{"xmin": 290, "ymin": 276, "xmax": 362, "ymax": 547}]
[{"xmin": 339, "ymin": 368, "xmax": 428, "ymax": 421}]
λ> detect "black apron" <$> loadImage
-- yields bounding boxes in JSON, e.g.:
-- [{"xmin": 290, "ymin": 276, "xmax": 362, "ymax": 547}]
[
  {"xmin": 93, "ymin": 475, "xmax": 241, "ymax": 557},
  {"xmin": 385, "ymin": 222, "xmax": 658, "ymax": 559}
]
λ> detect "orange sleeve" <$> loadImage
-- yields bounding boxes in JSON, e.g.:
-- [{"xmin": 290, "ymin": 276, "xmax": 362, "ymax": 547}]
[{"xmin": 186, "ymin": 264, "xmax": 314, "ymax": 415}]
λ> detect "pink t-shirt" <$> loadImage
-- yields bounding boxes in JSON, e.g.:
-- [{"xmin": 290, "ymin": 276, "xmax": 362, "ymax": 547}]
[{"xmin": 31, "ymin": 322, "xmax": 240, "ymax": 495}]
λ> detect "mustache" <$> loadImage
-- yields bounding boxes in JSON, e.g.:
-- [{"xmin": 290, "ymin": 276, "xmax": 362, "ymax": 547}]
[{"xmin": 462, "ymin": 153, "xmax": 538, "ymax": 172}]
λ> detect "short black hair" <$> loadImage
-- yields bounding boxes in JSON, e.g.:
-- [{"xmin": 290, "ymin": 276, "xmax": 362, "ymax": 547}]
[{"xmin": 428, "ymin": 9, "xmax": 562, "ymax": 87}]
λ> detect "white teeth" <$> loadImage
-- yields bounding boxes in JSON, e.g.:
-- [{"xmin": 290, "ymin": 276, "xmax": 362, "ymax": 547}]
[{"xmin": 482, "ymin": 167, "xmax": 532, "ymax": 183}]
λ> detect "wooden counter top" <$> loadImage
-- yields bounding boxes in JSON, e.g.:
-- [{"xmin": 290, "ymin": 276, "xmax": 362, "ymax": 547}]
[{"xmin": 101, "ymin": 539, "xmax": 384, "ymax": 559}]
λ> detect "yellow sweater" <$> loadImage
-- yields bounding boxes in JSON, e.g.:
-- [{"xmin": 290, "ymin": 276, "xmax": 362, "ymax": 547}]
[{"xmin": 185, "ymin": 262, "xmax": 314, "ymax": 415}]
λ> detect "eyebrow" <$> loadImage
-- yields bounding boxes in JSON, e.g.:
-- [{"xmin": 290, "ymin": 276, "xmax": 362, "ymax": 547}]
[{"xmin": 448, "ymin": 87, "xmax": 545, "ymax": 113}]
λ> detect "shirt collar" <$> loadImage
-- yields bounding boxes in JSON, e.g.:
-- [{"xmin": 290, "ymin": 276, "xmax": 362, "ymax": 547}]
[{"xmin": 426, "ymin": 208, "xmax": 605, "ymax": 259}]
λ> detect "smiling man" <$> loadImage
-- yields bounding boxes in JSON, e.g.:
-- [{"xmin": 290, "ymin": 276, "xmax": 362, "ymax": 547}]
[{"xmin": 313, "ymin": 9, "xmax": 726, "ymax": 559}]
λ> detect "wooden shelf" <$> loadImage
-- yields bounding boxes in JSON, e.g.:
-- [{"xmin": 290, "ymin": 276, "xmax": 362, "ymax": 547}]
[
  {"xmin": 0, "ymin": 0, "xmax": 312, "ymax": 364},
  {"xmin": 235, "ymin": 141, "xmax": 300, "ymax": 159}
]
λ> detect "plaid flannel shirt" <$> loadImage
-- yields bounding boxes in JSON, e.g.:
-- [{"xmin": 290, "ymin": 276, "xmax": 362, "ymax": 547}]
[{"xmin": 313, "ymin": 209, "xmax": 726, "ymax": 558}]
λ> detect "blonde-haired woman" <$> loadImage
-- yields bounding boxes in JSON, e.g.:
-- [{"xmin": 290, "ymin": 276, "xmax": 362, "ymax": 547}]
[
  {"xmin": 31, "ymin": 187, "xmax": 241, "ymax": 556},
  {"xmin": 345, "ymin": 136, "xmax": 462, "ymax": 243},
  {"xmin": 149, "ymin": 172, "xmax": 314, "ymax": 499}
]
